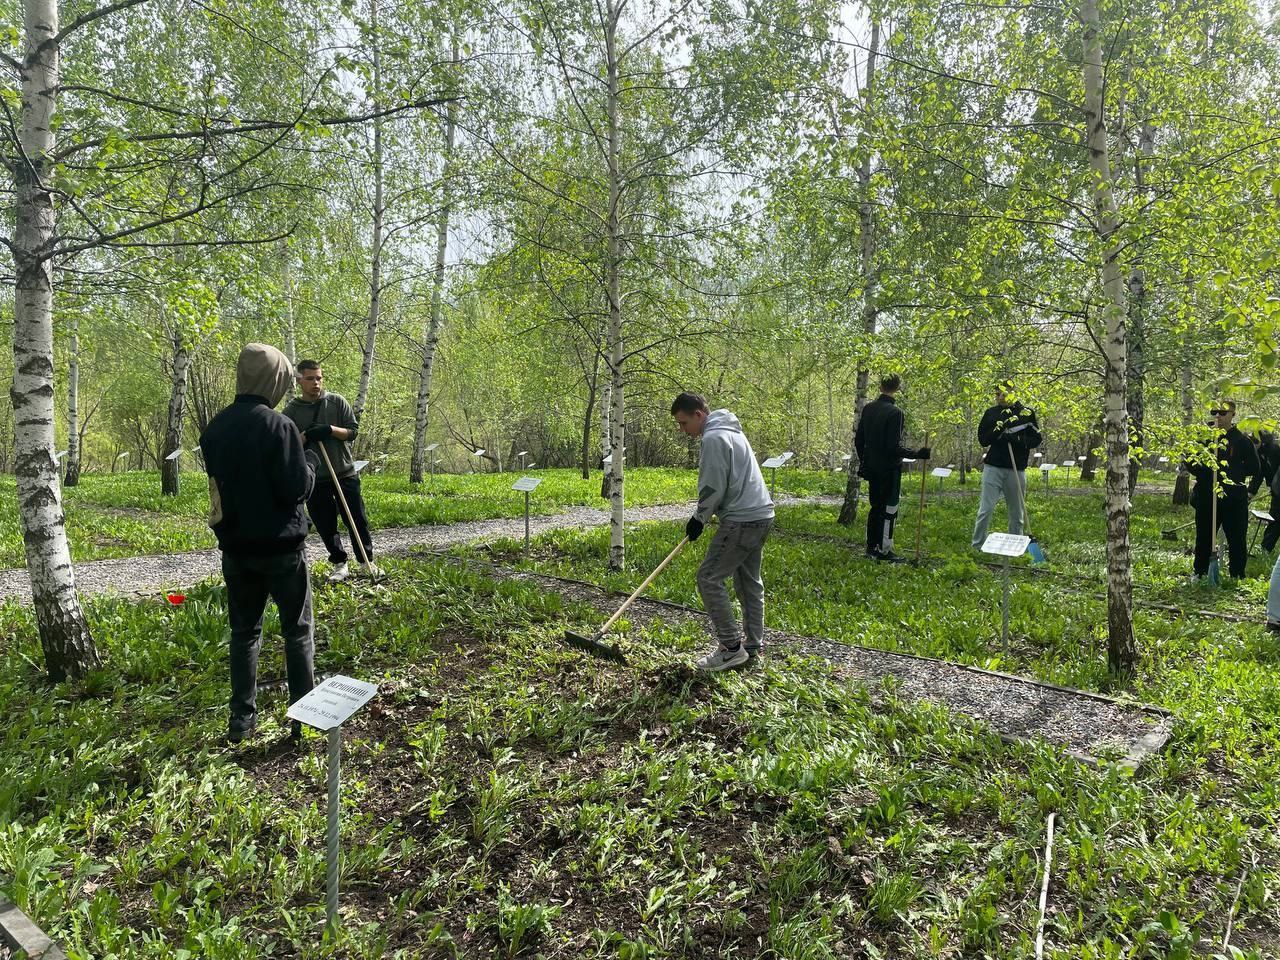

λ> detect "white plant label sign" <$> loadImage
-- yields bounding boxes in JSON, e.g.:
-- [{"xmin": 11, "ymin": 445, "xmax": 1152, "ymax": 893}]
[
  {"xmin": 981, "ymin": 533, "xmax": 1031, "ymax": 558},
  {"xmin": 512, "ymin": 476, "xmax": 542, "ymax": 492},
  {"xmin": 762, "ymin": 456, "xmax": 785, "ymax": 469},
  {"xmin": 931, "ymin": 467, "xmax": 953, "ymax": 478},
  {"xmin": 288, "ymin": 676, "xmax": 378, "ymax": 732}
]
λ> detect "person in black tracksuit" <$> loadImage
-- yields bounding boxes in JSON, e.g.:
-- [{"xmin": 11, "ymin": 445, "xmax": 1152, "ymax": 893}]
[
  {"xmin": 854, "ymin": 374, "xmax": 930, "ymax": 562},
  {"xmin": 1249, "ymin": 430, "xmax": 1280, "ymax": 553},
  {"xmin": 201, "ymin": 343, "xmax": 318, "ymax": 743},
  {"xmin": 1189, "ymin": 401, "xmax": 1259, "ymax": 579}
]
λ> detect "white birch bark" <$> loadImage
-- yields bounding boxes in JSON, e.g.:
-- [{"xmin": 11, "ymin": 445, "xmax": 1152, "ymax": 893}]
[
  {"xmin": 604, "ymin": 0, "xmax": 626, "ymax": 570},
  {"xmin": 838, "ymin": 19, "xmax": 879, "ymax": 526},
  {"xmin": 11, "ymin": 0, "xmax": 101, "ymax": 679},
  {"xmin": 1082, "ymin": 0, "xmax": 1137, "ymax": 675},
  {"xmin": 410, "ymin": 90, "xmax": 456, "ymax": 484},
  {"xmin": 160, "ymin": 331, "xmax": 191, "ymax": 496},
  {"xmin": 64, "ymin": 312, "xmax": 81, "ymax": 486},
  {"xmin": 354, "ymin": 0, "xmax": 383, "ymax": 423}
]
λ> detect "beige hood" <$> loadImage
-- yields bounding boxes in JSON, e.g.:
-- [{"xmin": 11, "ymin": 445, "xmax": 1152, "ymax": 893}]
[{"xmin": 235, "ymin": 343, "xmax": 293, "ymax": 408}]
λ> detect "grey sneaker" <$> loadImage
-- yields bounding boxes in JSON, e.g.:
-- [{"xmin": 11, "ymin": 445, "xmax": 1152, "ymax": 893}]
[
  {"xmin": 696, "ymin": 644, "xmax": 749, "ymax": 672},
  {"xmin": 328, "ymin": 561, "xmax": 350, "ymax": 583}
]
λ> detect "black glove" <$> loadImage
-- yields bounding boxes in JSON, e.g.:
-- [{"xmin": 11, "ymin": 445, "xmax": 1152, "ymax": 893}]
[
  {"xmin": 686, "ymin": 516, "xmax": 704, "ymax": 541},
  {"xmin": 304, "ymin": 424, "xmax": 333, "ymax": 443},
  {"xmin": 917, "ymin": 446, "xmax": 931, "ymax": 460}
]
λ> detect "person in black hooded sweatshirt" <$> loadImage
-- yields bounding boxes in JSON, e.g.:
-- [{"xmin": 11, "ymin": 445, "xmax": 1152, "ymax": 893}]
[
  {"xmin": 201, "ymin": 343, "xmax": 319, "ymax": 744},
  {"xmin": 854, "ymin": 374, "xmax": 930, "ymax": 562},
  {"xmin": 1188, "ymin": 401, "xmax": 1259, "ymax": 580}
]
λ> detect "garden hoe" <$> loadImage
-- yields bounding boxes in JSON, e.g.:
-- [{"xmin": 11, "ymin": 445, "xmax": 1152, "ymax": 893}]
[
  {"xmin": 562, "ymin": 537, "xmax": 689, "ymax": 664},
  {"xmin": 317, "ymin": 444, "xmax": 385, "ymax": 583},
  {"xmin": 1161, "ymin": 518, "xmax": 1195, "ymax": 541},
  {"xmin": 1008, "ymin": 442, "xmax": 1046, "ymax": 565}
]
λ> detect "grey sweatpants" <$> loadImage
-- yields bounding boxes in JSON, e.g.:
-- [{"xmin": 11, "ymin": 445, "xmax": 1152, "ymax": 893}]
[
  {"xmin": 697, "ymin": 518, "xmax": 773, "ymax": 651},
  {"xmin": 972, "ymin": 466, "xmax": 1026, "ymax": 548}
]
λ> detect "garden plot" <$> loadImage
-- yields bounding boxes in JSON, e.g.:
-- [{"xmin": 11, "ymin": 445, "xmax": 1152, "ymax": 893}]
[
  {"xmin": 443, "ymin": 556, "xmax": 1172, "ymax": 766},
  {"xmin": 2, "ymin": 553, "xmax": 1276, "ymax": 957}
]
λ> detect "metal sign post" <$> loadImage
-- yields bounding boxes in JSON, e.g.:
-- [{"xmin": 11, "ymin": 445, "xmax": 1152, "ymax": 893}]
[
  {"xmin": 425, "ymin": 443, "xmax": 440, "ymax": 486},
  {"xmin": 980, "ymin": 533, "xmax": 1031, "ymax": 654},
  {"xmin": 517, "ymin": 450, "xmax": 528, "ymax": 471},
  {"xmin": 287, "ymin": 675, "xmax": 378, "ymax": 934},
  {"xmin": 762, "ymin": 455, "xmax": 785, "ymax": 498},
  {"xmin": 512, "ymin": 476, "xmax": 542, "ymax": 551},
  {"xmin": 1040, "ymin": 461, "xmax": 1056, "ymax": 494},
  {"xmin": 931, "ymin": 466, "xmax": 953, "ymax": 501}
]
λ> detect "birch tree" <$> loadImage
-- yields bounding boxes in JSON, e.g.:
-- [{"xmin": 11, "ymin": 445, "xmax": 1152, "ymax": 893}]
[{"xmin": 1081, "ymin": 0, "xmax": 1136, "ymax": 674}]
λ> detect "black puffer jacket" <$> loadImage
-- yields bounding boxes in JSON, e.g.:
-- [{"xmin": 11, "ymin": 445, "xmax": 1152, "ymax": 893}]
[
  {"xmin": 201, "ymin": 344, "xmax": 316, "ymax": 555},
  {"xmin": 978, "ymin": 402, "xmax": 1042, "ymax": 470}
]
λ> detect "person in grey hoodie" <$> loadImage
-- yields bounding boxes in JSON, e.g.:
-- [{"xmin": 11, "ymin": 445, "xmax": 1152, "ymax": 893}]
[
  {"xmin": 671, "ymin": 392, "xmax": 775, "ymax": 672},
  {"xmin": 282, "ymin": 360, "xmax": 378, "ymax": 582}
]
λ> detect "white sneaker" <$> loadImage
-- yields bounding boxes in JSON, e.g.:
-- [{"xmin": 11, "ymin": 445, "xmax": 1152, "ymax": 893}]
[
  {"xmin": 695, "ymin": 644, "xmax": 749, "ymax": 672},
  {"xmin": 361, "ymin": 562, "xmax": 384, "ymax": 578},
  {"xmin": 327, "ymin": 561, "xmax": 350, "ymax": 583}
]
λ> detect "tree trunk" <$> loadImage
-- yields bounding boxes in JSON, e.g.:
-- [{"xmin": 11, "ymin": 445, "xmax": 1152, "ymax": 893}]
[
  {"xmin": 599, "ymin": 367, "xmax": 612, "ymax": 498},
  {"xmin": 1126, "ymin": 121, "xmax": 1154, "ymax": 495},
  {"xmin": 280, "ymin": 239, "xmax": 296, "ymax": 367},
  {"xmin": 580, "ymin": 369, "xmax": 597, "ymax": 480},
  {"xmin": 1173, "ymin": 344, "xmax": 1193, "ymax": 504},
  {"xmin": 1083, "ymin": 0, "xmax": 1136, "ymax": 677},
  {"xmin": 1079, "ymin": 427, "xmax": 1101, "ymax": 482},
  {"xmin": 838, "ymin": 20, "xmax": 880, "ymax": 526},
  {"xmin": 354, "ymin": 0, "xmax": 383, "ymax": 423},
  {"xmin": 604, "ymin": 0, "xmax": 625, "ymax": 570},
  {"xmin": 160, "ymin": 333, "xmax": 191, "ymax": 496},
  {"xmin": 12, "ymin": 0, "xmax": 101, "ymax": 681},
  {"xmin": 64, "ymin": 312, "xmax": 81, "ymax": 486},
  {"xmin": 410, "ymin": 89, "xmax": 456, "ymax": 485}
]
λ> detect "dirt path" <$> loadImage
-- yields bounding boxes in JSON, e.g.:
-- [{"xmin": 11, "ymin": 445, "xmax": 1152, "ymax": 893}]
[{"xmin": 0, "ymin": 496, "xmax": 838, "ymax": 602}]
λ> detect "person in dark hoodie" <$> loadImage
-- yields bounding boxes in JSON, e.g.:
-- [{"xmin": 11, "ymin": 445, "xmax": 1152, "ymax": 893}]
[
  {"xmin": 282, "ymin": 360, "xmax": 379, "ymax": 582},
  {"xmin": 972, "ymin": 380, "xmax": 1043, "ymax": 549},
  {"xmin": 854, "ymin": 374, "xmax": 930, "ymax": 562},
  {"xmin": 200, "ymin": 343, "xmax": 318, "ymax": 743},
  {"xmin": 1189, "ymin": 401, "xmax": 1260, "ymax": 580},
  {"xmin": 672, "ymin": 392, "xmax": 775, "ymax": 672},
  {"xmin": 1249, "ymin": 430, "xmax": 1280, "ymax": 553}
]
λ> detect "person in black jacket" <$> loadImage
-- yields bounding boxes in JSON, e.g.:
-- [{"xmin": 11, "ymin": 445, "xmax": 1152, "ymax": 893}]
[
  {"xmin": 201, "ymin": 343, "xmax": 318, "ymax": 743},
  {"xmin": 972, "ymin": 381, "xmax": 1043, "ymax": 548},
  {"xmin": 1189, "ymin": 401, "xmax": 1260, "ymax": 579},
  {"xmin": 854, "ymin": 374, "xmax": 930, "ymax": 562},
  {"xmin": 1249, "ymin": 430, "xmax": 1280, "ymax": 553}
]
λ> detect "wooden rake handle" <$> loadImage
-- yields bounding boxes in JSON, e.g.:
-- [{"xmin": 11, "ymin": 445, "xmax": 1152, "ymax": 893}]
[
  {"xmin": 317, "ymin": 442, "xmax": 373, "ymax": 569},
  {"xmin": 915, "ymin": 435, "xmax": 929, "ymax": 561},
  {"xmin": 599, "ymin": 537, "xmax": 689, "ymax": 635}
]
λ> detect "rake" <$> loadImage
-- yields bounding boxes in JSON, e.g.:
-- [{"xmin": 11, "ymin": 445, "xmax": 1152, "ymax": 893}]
[{"xmin": 562, "ymin": 537, "xmax": 689, "ymax": 663}]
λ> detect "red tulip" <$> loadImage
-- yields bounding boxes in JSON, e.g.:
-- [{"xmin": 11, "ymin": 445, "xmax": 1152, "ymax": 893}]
[{"xmin": 166, "ymin": 593, "xmax": 186, "ymax": 605}]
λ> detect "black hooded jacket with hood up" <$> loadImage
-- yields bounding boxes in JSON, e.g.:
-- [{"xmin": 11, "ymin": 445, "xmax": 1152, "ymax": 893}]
[{"xmin": 200, "ymin": 343, "xmax": 316, "ymax": 555}]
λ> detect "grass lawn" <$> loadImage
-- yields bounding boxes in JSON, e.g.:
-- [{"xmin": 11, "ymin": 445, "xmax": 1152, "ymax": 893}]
[{"xmin": 1, "ymin": 483, "xmax": 1278, "ymax": 957}]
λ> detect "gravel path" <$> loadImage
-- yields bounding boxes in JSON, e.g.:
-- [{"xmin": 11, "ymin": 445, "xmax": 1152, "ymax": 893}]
[
  {"xmin": 468, "ymin": 563, "xmax": 1173, "ymax": 767},
  {"xmin": 0, "ymin": 496, "xmax": 837, "ymax": 602}
]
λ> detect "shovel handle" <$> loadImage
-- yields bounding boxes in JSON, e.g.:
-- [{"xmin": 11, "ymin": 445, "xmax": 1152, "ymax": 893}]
[
  {"xmin": 317, "ymin": 442, "xmax": 373, "ymax": 569},
  {"xmin": 598, "ymin": 537, "xmax": 689, "ymax": 635}
]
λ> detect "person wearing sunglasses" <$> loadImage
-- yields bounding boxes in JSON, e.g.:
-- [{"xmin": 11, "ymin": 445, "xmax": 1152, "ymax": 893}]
[{"xmin": 1188, "ymin": 401, "xmax": 1259, "ymax": 581}]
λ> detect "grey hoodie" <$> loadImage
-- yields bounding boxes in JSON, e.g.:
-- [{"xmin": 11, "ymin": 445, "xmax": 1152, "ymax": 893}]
[
  {"xmin": 694, "ymin": 409, "xmax": 775, "ymax": 524},
  {"xmin": 236, "ymin": 342, "xmax": 294, "ymax": 408}
]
